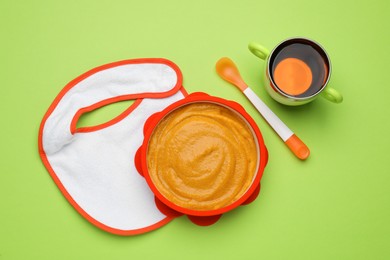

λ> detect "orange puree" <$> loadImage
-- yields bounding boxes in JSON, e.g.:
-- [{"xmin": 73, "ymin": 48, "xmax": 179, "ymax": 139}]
[{"xmin": 147, "ymin": 103, "xmax": 258, "ymax": 211}]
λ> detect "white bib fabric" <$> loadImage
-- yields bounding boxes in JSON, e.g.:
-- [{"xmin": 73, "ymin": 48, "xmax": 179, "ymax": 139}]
[{"xmin": 38, "ymin": 58, "xmax": 187, "ymax": 235}]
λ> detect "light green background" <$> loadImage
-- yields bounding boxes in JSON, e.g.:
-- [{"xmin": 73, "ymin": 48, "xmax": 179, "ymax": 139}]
[{"xmin": 1, "ymin": 0, "xmax": 389, "ymax": 259}]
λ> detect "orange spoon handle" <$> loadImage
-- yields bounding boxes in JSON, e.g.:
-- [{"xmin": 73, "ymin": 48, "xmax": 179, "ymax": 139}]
[{"xmin": 285, "ymin": 134, "xmax": 310, "ymax": 160}]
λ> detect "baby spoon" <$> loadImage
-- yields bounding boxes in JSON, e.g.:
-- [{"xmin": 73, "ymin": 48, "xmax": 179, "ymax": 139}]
[{"xmin": 216, "ymin": 57, "xmax": 310, "ymax": 160}]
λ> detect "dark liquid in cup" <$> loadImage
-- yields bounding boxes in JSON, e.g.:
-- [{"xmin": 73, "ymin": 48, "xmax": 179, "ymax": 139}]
[{"xmin": 269, "ymin": 39, "xmax": 330, "ymax": 98}]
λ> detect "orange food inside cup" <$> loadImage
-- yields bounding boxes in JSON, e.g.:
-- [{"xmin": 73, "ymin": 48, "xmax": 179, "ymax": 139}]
[
  {"xmin": 274, "ymin": 58, "xmax": 313, "ymax": 96},
  {"xmin": 147, "ymin": 103, "xmax": 258, "ymax": 211}
]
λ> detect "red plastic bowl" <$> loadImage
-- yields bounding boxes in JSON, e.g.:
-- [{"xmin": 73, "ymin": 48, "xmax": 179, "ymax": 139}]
[{"xmin": 135, "ymin": 92, "xmax": 268, "ymax": 226}]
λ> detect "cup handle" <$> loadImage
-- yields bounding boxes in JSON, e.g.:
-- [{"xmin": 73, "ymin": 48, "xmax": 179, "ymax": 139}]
[
  {"xmin": 321, "ymin": 87, "xmax": 343, "ymax": 103},
  {"xmin": 248, "ymin": 42, "xmax": 270, "ymax": 60}
]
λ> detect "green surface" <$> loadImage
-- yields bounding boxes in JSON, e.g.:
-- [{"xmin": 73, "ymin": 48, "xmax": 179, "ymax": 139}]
[{"xmin": 1, "ymin": 0, "xmax": 389, "ymax": 259}]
